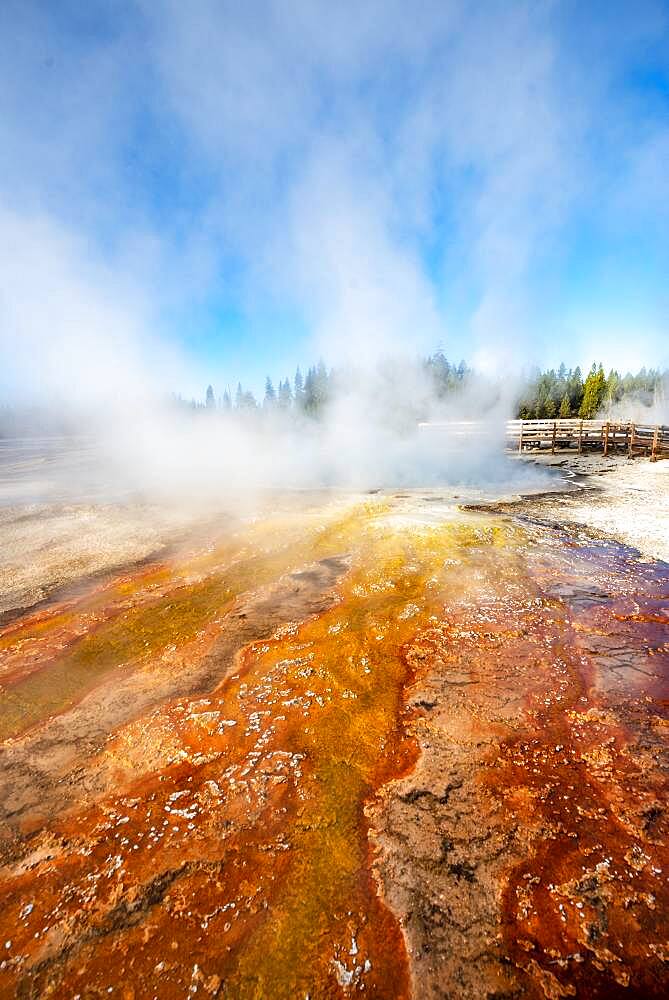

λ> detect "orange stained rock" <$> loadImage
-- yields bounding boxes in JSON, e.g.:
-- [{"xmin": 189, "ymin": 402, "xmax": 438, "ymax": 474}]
[
  {"xmin": 0, "ymin": 504, "xmax": 667, "ymax": 1000},
  {"xmin": 485, "ymin": 534, "xmax": 669, "ymax": 999},
  {"xmin": 0, "ymin": 504, "xmax": 382, "ymax": 742},
  {"xmin": 0, "ymin": 508, "xmax": 503, "ymax": 999}
]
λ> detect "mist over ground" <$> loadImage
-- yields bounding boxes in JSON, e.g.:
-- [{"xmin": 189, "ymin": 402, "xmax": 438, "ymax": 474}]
[
  {"xmin": 0, "ymin": 359, "xmax": 544, "ymax": 503},
  {"xmin": 1, "ymin": 2, "xmax": 668, "ymax": 501}
]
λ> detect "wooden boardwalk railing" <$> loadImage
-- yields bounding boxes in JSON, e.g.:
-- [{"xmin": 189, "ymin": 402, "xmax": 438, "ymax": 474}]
[{"xmin": 506, "ymin": 419, "xmax": 669, "ymax": 460}]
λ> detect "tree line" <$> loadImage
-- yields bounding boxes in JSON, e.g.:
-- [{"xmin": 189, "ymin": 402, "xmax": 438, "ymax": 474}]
[
  {"xmin": 182, "ymin": 355, "xmax": 667, "ymax": 423},
  {"xmin": 183, "ymin": 361, "xmax": 333, "ymax": 417},
  {"xmin": 177, "ymin": 352, "xmax": 473, "ymax": 419},
  {"xmin": 515, "ymin": 363, "xmax": 668, "ymax": 420},
  {"xmin": 2, "ymin": 354, "xmax": 666, "ymax": 438}
]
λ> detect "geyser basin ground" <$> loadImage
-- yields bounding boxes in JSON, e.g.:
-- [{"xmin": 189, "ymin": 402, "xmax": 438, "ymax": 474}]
[{"xmin": 0, "ymin": 488, "xmax": 667, "ymax": 999}]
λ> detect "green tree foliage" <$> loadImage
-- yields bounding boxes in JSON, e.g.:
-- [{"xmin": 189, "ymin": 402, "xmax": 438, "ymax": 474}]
[
  {"xmin": 424, "ymin": 352, "xmax": 470, "ymax": 398},
  {"xmin": 302, "ymin": 361, "xmax": 330, "ymax": 416},
  {"xmin": 568, "ymin": 367, "xmax": 583, "ymax": 412},
  {"xmin": 515, "ymin": 362, "xmax": 666, "ymax": 420},
  {"xmin": 579, "ymin": 364, "xmax": 607, "ymax": 418},
  {"xmin": 169, "ymin": 358, "xmax": 667, "ymax": 429},
  {"xmin": 604, "ymin": 369, "xmax": 621, "ymax": 413}
]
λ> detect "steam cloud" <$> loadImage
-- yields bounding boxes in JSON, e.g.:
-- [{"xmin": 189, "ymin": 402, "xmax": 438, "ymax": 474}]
[{"xmin": 0, "ymin": 1, "xmax": 667, "ymax": 499}]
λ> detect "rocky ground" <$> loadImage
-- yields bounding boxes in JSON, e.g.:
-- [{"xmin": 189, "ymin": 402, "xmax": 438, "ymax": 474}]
[
  {"xmin": 507, "ymin": 452, "xmax": 669, "ymax": 562},
  {"xmin": 0, "ymin": 452, "xmax": 667, "ymax": 999},
  {"xmin": 372, "ymin": 514, "xmax": 669, "ymax": 999}
]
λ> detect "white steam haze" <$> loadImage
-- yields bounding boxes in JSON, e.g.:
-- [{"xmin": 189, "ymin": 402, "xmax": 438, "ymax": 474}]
[{"xmin": 1, "ymin": 1, "xmax": 668, "ymax": 500}]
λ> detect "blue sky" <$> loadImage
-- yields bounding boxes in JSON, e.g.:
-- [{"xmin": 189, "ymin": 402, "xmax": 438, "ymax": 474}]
[{"xmin": 1, "ymin": 0, "xmax": 668, "ymax": 403}]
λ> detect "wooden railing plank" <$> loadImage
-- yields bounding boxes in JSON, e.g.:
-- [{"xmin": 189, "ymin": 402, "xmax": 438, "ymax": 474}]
[{"xmin": 502, "ymin": 418, "xmax": 668, "ymax": 459}]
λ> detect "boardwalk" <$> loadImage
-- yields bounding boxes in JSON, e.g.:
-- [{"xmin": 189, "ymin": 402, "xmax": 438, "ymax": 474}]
[{"xmin": 507, "ymin": 418, "xmax": 669, "ymax": 460}]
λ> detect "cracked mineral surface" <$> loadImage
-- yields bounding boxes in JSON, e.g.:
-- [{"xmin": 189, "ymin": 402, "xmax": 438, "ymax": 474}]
[{"xmin": 0, "ymin": 493, "xmax": 667, "ymax": 999}]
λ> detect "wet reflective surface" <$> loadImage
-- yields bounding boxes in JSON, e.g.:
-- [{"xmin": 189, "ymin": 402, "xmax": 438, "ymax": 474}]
[
  {"xmin": 0, "ymin": 497, "xmax": 667, "ymax": 998},
  {"xmin": 494, "ymin": 530, "xmax": 669, "ymax": 999}
]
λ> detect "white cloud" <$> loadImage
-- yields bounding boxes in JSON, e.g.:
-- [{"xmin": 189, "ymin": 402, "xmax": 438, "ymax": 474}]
[{"xmin": 0, "ymin": 0, "xmax": 667, "ymax": 408}]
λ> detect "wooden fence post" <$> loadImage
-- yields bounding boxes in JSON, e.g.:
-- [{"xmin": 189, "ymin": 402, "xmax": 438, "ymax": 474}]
[
  {"xmin": 651, "ymin": 425, "xmax": 659, "ymax": 462},
  {"xmin": 503, "ymin": 419, "xmax": 664, "ymax": 460}
]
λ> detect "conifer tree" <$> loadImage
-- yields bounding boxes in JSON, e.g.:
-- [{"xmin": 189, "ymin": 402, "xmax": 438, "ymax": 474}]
[
  {"xmin": 303, "ymin": 367, "xmax": 315, "ymax": 414},
  {"xmin": 605, "ymin": 370, "xmax": 620, "ymax": 413},
  {"xmin": 568, "ymin": 367, "xmax": 584, "ymax": 413},
  {"xmin": 264, "ymin": 376, "xmax": 276, "ymax": 408},
  {"xmin": 294, "ymin": 367, "xmax": 305, "ymax": 410},
  {"xmin": 313, "ymin": 360, "xmax": 329, "ymax": 414},
  {"xmin": 278, "ymin": 378, "xmax": 292, "ymax": 409},
  {"xmin": 242, "ymin": 390, "xmax": 257, "ymax": 409},
  {"xmin": 579, "ymin": 364, "xmax": 607, "ymax": 418}
]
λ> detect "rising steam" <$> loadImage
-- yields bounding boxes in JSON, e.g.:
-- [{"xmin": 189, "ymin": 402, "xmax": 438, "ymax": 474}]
[{"xmin": 1, "ymin": 2, "xmax": 667, "ymax": 505}]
